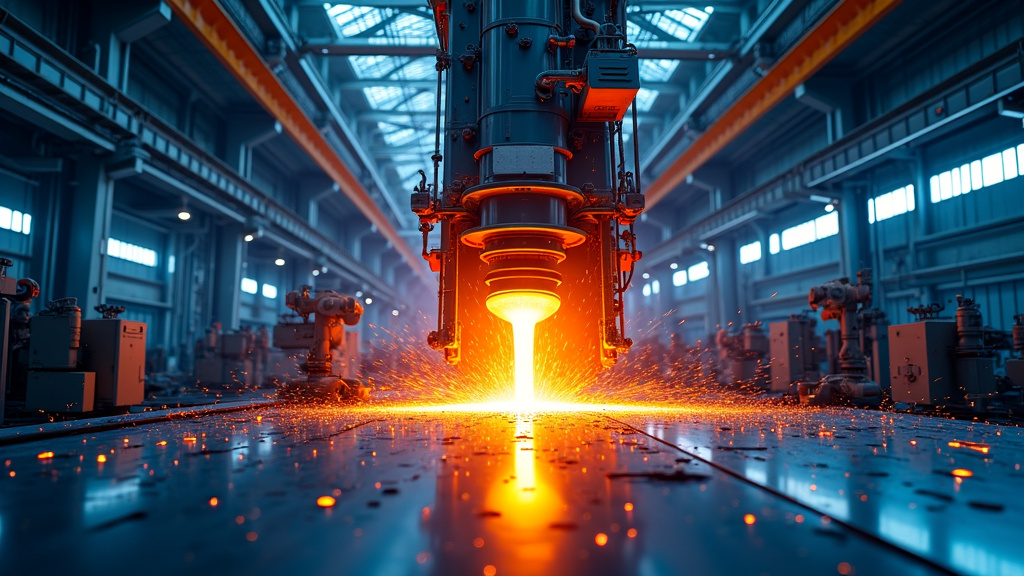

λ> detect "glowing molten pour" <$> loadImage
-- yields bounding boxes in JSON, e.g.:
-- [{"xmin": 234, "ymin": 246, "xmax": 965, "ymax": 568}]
[{"xmin": 486, "ymin": 292, "xmax": 560, "ymax": 406}]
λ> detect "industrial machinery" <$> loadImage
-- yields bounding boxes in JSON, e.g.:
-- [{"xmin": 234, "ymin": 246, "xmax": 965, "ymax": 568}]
[
  {"xmin": 1007, "ymin": 314, "xmax": 1024, "ymax": 388},
  {"xmin": 273, "ymin": 286, "xmax": 367, "ymax": 400},
  {"xmin": 715, "ymin": 322, "xmax": 769, "ymax": 387},
  {"xmin": 800, "ymin": 269, "xmax": 881, "ymax": 406},
  {"xmin": 889, "ymin": 296, "xmax": 999, "ymax": 408},
  {"xmin": 768, "ymin": 313, "xmax": 826, "ymax": 394},
  {"xmin": 0, "ymin": 256, "xmax": 39, "ymax": 423},
  {"xmin": 24, "ymin": 300, "xmax": 147, "ymax": 413},
  {"xmin": 80, "ymin": 304, "xmax": 146, "ymax": 409},
  {"xmin": 412, "ymin": 0, "xmax": 643, "ymax": 390},
  {"xmin": 25, "ymin": 298, "xmax": 95, "ymax": 412},
  {"xmin": 193, "ymin": 324, "xmax": 265, "ymax": 389}
]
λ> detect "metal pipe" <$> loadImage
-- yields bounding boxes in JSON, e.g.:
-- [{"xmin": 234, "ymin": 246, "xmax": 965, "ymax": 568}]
[
  {"xmin": 535, "ymin": 69, "xmax": 586, "ymax": 100},
  {"xmin": 571, "ymin": 0, "xmax": 600, "ymax": 34}
]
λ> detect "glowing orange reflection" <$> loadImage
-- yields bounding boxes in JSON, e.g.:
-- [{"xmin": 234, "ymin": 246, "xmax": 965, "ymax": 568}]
[
  {"xmin": 484, "ymin": 419, "xmax": 563, "ymax": 565},
  {"xmin": 486, "ymin": 293, "xmax": 560, "ymax": 407}
]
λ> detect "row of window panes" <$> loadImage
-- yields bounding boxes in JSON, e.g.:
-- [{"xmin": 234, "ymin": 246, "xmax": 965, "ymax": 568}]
[
  {"xmin": 869, "ymin": 184, "xmax": 915, "ymax": 224},
  {"xmin": 107, "ymin": 238, "xmax": 157, "ymax": 267},
  {"xmin": 768, "ymin": 212, "xmax": 838, "ymax": 255},
  {"xmin": 671, "ymin": 262, "xmax": 710, "ymax": 287},
  {"xmin": 0, "ymin": 206, "xmax": 31, "ymax": 235},
  {"xmin": 641, "ymin": 279, "xmax": 660, "ymax": 297},
  {"xmin": 930, "ymin": 144, "xmax": 1024, "ymax": 203},
  {"xmin": 241, "ymin": 278, "xmax": 278, "ymax": 299},
  {"xmin": 739, "ymin": 241, "xmax": 761, "ymax": 264}
]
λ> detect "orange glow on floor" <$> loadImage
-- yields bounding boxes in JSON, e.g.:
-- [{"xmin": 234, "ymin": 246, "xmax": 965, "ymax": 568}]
[
  {"xmin": 36, "ymin": 451, "xmax": 54, "ymax": 460},
  {"xmin": 317, "ymin": 495, "xmax": 337, "ymax": 507},
  {"xmin": 951, "ymin": 468, "xmax": 974, "ymax": 478},
  {"xmin": 486, "ymin": 292, "xmax": 560, "ymax": 408}
]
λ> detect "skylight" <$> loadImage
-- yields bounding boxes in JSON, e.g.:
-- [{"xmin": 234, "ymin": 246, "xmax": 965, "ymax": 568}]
[
  {"xmin": 626, "ymin": 7, "xmax": 712, "ymax": 46},
  {"xmin": 328, "ymin": 4, "xmax": 434, "ymax": 46}
]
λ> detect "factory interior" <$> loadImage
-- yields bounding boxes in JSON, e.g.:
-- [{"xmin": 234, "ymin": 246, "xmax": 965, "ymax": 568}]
[{"xmin": 1, "ymin": 0, "xmax": 1023, "ymax": 573}]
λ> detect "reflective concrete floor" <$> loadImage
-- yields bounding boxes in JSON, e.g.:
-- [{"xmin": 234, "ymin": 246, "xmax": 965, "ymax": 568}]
[{"xmin": 0, "ymin": 403, "xmax": 1019, "ymax": 575}]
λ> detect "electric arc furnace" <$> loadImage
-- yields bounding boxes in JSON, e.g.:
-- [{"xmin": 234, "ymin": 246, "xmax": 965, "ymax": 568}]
[{"xmin": 412, "ymin": 0, "xmax": 644, "ymax": 385}]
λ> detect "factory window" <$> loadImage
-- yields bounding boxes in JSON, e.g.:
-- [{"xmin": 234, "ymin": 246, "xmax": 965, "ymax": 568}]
[
  {"xmin": 651, "ymin": 279, "xmax": 660, "ymax": 294},
  {"xmin": 774, "ymin": 212, "xmax": 839, "ymax": 253},
  {"xmin": 240, "ymin": 278, "xmax": 258, "ymax": 295},
  {"xmin": 930, "ymin": 144, "xmax": 1024, "ymax": 203},
  {"xmin": 868, "ymin": 184, "xmax": 915, "ymax": 224},
  {"xmin": 262, "ymin": 284, "xmax": 278, "ymax": 299},
  {"xmin": 739, "ymin": 241, "xmax": 762, "ymax": 264},
  {"xmin": 107, "ymin": 238, "xmax": 157, "ymax": 267},
  {"xmin": 642, "ymin": 283, "xmax": 651, "ymax": 297},
  {"xmin": 0, "ymin": 206, "xmax": 31, "ymax": 235},
  {"xmin": 688, "ymin": 261, "xmax": 709, "ymax": 282},
  {"xmin": 769, "ymin": 234, "xmax": 780, "ymax": 255},
  {"xmin": 672, "ymin": 270, "xmax": 688, "ymax": 286}
]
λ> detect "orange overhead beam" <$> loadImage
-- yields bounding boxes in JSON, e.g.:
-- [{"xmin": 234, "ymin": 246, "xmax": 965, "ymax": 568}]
[
  {"xmin": 166, "ymin": 0, "xmax": 427, "ymax": 282},
  {"xmin": 645, "ymin": 0, "xmax": 903, "ymax": 207}
]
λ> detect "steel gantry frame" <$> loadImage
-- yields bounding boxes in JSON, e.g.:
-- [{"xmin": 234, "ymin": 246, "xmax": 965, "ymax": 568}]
[
  {"xmin": 166, "ymin": 0, "xmax": 430, "ymax": 283},
  {"xmin": 644, "ymin": 0, "xmax": 904, "ymax": 208}
]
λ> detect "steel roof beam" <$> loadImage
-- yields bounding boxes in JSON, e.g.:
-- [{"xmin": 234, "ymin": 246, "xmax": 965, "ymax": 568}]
[
  {"xmin": 167, "ymin": 0, "xmax": 429, "ymax": 283},
  {"xmin": 644, "ymin": 0, "xmax": 902, "ymax": 208}
]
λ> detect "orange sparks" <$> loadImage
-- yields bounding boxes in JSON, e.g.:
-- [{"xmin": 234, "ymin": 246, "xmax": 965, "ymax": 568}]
[
  {"xmin": 36, "ymin": 451, "xmax": 54, "ymax": 460},
  {"xmin": 245, "ymin": 532, "xmax": 258, "ymax": 542},
  {"xmin": 483, "ymin": 566, "xmax": 497, "ymax": 576},
  {"xmin": 795, "ymin": 514, "xmax": 805, "ymax": 524},
  {"xmin": 838, "ymin": 562, "xmax": 853, "ymax": 575},
  {"xmin": 209, "ymin": 497, "xmax": 219, "ymax": 507},
  {"xmin": 909, "ymin": 440, "xmax": 917, "ymax": 446},
  {"xmin": 183, "ymin": 436, "xmax": 197, "ymax": 443},
  {"xmin": 947, "ymin": 440, "xmax": 990, "ymax": 454},
  {"xmin": 473, "ymin": 538, "xmax": 485, "ymax": 549},
  {"xmin": 623, "ymin": 502, "xmax": 634, "ymax": 512},
  {"xmin": 595, "ymin": 533, "xmax": 609, "ymax": 546},
  {"xmin": 96, "ymin": 455, "xmax": 107, "ymax": 463},
  {"xmin": 627, "ymin": 528, "xmax": 638, "ymax": 538},
  {"xmin": 743, "ymin": 514, "xmax": 756, "ymax": 525},
  {"xmin": 951, "ymin": 468, "xmax": 974, "ymax": 478},
  {"xmin": 317, "ymin": 495, "xmax": 337, "ymax": 508},
  {"xmin": 156, "ymin": 441, "xmax": 168, "ymax": 446}
]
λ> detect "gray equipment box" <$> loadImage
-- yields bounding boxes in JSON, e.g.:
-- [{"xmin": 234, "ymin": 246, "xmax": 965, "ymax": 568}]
[
  {"xmin": 26, "ymin": 371, "xmax": 95, "ymax": 412},
  {"xmin": 888, "ymin": 321, "xmax": 956, "ymax": 404},
  {"xmin": 80, "ymin": 319, "xmax": 146, "ymax": 407},
  {"xmin": 769, "ymin": 319, "xmax": 818, "ymax": 393},
  {"xmin": 1007, "ymin": 359, "xmax": 1024, "ymax": 389},
  {"xmin": 29, "ymin": 315, "xmax": 79, "ymax": 369},
  {"xmin": 273, "ymin": 322, "xmax": 342, "ymax": 350}
]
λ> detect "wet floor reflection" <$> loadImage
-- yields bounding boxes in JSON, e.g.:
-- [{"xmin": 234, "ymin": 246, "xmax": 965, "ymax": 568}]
[
  {"xmin": 0, "ymin": 406, "xmax": 984, "ymax": 575},
  {"xmin": 620, "ymin": 409, "xmax": 1024, "ymax": 576}
]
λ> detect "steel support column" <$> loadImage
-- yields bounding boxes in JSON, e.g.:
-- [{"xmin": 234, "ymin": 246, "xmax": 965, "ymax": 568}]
[
  {"xmin": 645, "ymin": 0, "xmax": 902, "ymax": 207},
  {"xmin": 213, "ymin": 223, "xmax": 243, "ymax": 330},
  {"xmin": 60, "ymin": 158, "xmax": 113, "ymax": 313}
]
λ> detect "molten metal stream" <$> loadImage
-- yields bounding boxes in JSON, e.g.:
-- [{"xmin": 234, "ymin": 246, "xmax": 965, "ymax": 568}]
[{"xmin": 486, "ymin": 292, "xmax": 560, "ymax": 407}]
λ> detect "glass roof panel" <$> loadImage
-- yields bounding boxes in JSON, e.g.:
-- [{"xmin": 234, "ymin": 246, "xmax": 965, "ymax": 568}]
[
  {"xmin": 627, "ymin": 6, "xmax": 712, "ymax": 46},
  {"xmin": 348, "ymin": 55, "xmax": 410, "ymax": 79},
  {"xmin": 634, "ymin": 88, "xmax": 658, "ymax": 112},
  {"xmin": 368, "ymin": 9, "xmax": 435, "ymax": 45},
  {"xmin": 326, "ymin": 4, "xmax": 389, "ymax": 37},
  {"xmin": 640, "ymin": 59, "xmax": 679, "ymax": 82}
]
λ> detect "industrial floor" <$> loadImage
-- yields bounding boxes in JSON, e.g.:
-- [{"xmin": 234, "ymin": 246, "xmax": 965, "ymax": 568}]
[{"xmin": 0, "ymin": 401, "xmax": 1019, "ymax": 576}]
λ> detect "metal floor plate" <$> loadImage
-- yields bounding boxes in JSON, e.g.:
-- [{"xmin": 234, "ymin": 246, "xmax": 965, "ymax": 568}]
[{"xmin": 0, "ymin": 403, "xmax": 1018, "ymax": 575}]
